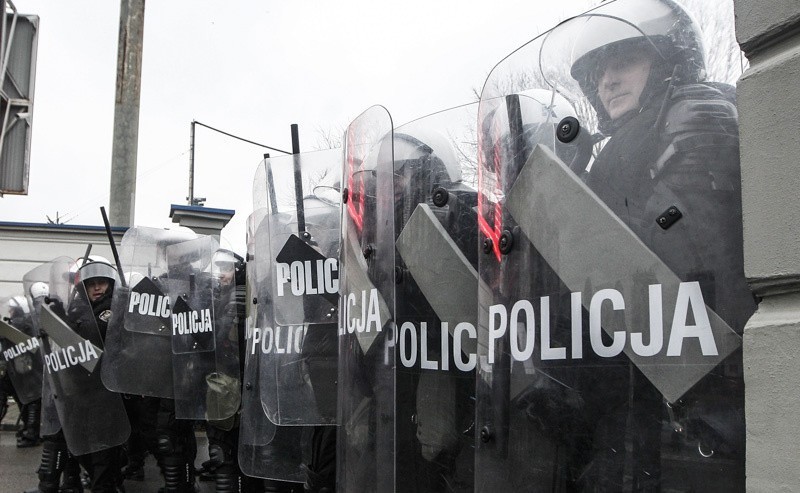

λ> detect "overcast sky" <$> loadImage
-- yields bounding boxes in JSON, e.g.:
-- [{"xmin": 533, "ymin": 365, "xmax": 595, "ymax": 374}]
[{"xmin": 1, "ymin": 0, "xmax": 735, "ymax": 255}]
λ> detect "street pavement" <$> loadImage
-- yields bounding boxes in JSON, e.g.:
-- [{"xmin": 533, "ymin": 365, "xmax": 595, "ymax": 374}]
[{"xmin": 0, "ymin": 400, "xmax": 215, "ymax": 493}]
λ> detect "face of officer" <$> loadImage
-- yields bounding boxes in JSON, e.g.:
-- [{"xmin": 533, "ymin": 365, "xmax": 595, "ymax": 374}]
[
  {"xmin": 217, "ymin": 269, "xmax": 234, "ymax": 287},
  {"xmin": 597, "ymin": 49, "xmax": 653, "ymax": 120},
  {"xmin": 85, "ymin": 278, "xmax": 110, "ymax": 302}
]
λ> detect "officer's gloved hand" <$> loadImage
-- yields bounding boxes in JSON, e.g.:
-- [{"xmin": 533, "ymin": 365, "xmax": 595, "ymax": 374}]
[
  {"xmin": 44, "ymin": 297, "xmax": 66, "ymax": 319},
  {"xmin": 207, "ymin": 443, "xmax": 226, "ymax": 468}
]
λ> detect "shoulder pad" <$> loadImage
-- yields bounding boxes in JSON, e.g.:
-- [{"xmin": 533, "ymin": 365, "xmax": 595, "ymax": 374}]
[
  {"xmin": 664, "ymin": 84, "xmax": 738, "ymax": 137},
  {"xmin": 651, "ymin": 84, "xmax": 740, "ymax": 181}
]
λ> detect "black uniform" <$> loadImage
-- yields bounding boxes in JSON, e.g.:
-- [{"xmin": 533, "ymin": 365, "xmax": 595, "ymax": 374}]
[
  {"xmin": 69, "ymin": 290, "xmax": 126, "ymax": 493},
  {"xmin": 569, "ymin": 80, "xmax": 755, "ymax": 491}
]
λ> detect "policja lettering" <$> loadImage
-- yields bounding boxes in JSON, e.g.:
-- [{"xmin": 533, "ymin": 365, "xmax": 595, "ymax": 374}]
[
  {"xmin": 488, "ymin": 281, "xmax": 718, "ymax": 363},
  {"xmin": 43, "ymin": 339, "xmax": 99, "ymax": 373},
  {"xmin": 398, "ymin": 321, "xmax": 478, "ymax": 372},
  {"xmin": 171, "ymin": 308, "xmax": 213, "ymax": 335},
  {"xmin": 275, "ymin": 258, "xmax": 339, "ymax": 297},
  {"xmin": 2, "ymin": 337, "xmax": 40, "ymax": 361},
  {"xmin": 250, "ymin": 325, "xmax": 307, "ymax": 354},
  {"xmin": 128, "ymin": 291, "xmax": 171, "ymax": 317},
  {"xmin": 339, "ymin": 288, "xmax": 382, "ymax": 335}
]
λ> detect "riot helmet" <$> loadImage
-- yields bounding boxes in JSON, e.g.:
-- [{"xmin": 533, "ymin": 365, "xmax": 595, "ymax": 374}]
[
  {"xmin": 212, "ymin": 249, "xmax": 245, "ymax": 288},
  {"xmin": 392, "ymin": 128, "xmax": 465, "ymax": 227},
  {"xmin": 9, "ymin": 295, "xmax": 30, "ymax": 316},
  {"xmin": 71, "ymin": 255, "xmax": 115, "ymax": 284},
  {"xmin": 394, "ymin": 128, "xmax": 462, "ymax": 187},
  {"xmin": 124, "ymin": 271, "xmax": 145, "ymax": 289},
  {"xmin": 563, "ymin": 0, "xmax": 705, "ymax": 132},
  {"xmin": 77, "ymin": 258, "xmax": 118, "ymax": 303},
  {"xmin": 29, "ymin": 282, "xmax": 49, "ymax": 300}
]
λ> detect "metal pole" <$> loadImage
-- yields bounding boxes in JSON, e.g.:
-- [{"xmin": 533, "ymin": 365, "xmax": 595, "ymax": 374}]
[
  {"xmin": 291, "ymin": 124, "xmax": 306, "ymax": 234},
  {"xmin": 109, "ymin": 0, "xmax": 145, "ymax": 227},
  {"xmin": 189, "ymin": 120, "xmax": 195, "ymax": 205}
]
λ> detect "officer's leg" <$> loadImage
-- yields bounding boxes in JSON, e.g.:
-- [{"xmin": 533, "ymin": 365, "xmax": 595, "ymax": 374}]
[
  {"xmin": 122, "ymin": 395, "xmax": 153, "ymax": 481},
  {"xmin": 0, "ymin": 371, "xmax": 13, "ymax": 423},
  {"xmin": 304, "ymin": 426, "xmax": 336, "ymax": 493},
  {"xmin": 0, "ymin": 383, "xmax": 7, "ymax": 423},
  {"xmin": 77, "ymin": 446, "xmax": 124, "ymax": 493},
  {"xmin": 208, "ymin": 420, "xmax": 264, "ymax": 493},
  {"xmin": 24, "ymin": 432, "xmax": 72, "ymax": 493},
  {"xmin": 18, "ymin": 398, "xmax": 42, "ymax": 448},
  {"xmin": 60, "ymin": 452, "xmax": 84, "ymax": 493},
  {"xmin": 157, "ymin": 399, "xmax": 197, "ymax": 492}
]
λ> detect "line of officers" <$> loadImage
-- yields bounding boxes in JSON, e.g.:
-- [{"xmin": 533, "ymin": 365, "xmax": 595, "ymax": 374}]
[
  {"xmin": 1, "ymin": 247, "xmax": 298, "ymax": 493},
  {"xmin": 1, "ymin": 0, "xmax": 755, "ymax": 491}
]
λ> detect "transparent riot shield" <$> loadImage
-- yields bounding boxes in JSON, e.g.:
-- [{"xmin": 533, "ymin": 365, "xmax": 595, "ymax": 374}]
[
  {"xmin": 391, "ymin": 103, "xmax": 480, "ymax": 491},
  {"xmin": 475, "ymin": 1, "xmax": 752, "ymax": 490},
  {"xmin": 102, "ymin": 226, "xmax": 197, "ymax": 397},
  {"xmin": 167, "ymin": 236, "xmax": 241, "ymax": 421},
  {"xmin": 23, "ymin": 262, "xmax": 60, "ymax": 435},
  {"xmin": 240, "ymin": 209, "xmax": 307, "ymax": 483},
  {"xmin": 337, "ymin": 105, "xmax": 396, "ymax": 492},
  {"xmin": 0, "ymin": 296, "xmax": 43, "ymax": 405},
  {"xmin": 255, "ymin": 148, "xmax": 342, "ymax": 425},
  {"xmin": 39, "ymin": 256, "xmax": 131, "ymax": 455}
]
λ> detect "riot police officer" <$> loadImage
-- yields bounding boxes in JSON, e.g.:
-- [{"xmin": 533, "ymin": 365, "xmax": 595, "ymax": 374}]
[
  {"xmin": 391, "ymin": 123, "xmax": 479, "ymax": 492},
  {"xmin": 203, "ymin": 249, "xmax": 264, "ymax": 492},
  {"xmin": 24, "ymin": 277, "xmax": 83, "ymax": 493},
  {"xmin": 70, "ymin": 259, "xmax": 127, "ymax": 492},
  {"xmin": 473, "ymin": 0, "xmax": 753, "ymax": 490},
  {"xmin": 1, "ymin": 295, "xmax": 42, "ymax": 448},
  {"xmin": 566, "ymin": 1, "xmax": 755, "ymax": 488}
]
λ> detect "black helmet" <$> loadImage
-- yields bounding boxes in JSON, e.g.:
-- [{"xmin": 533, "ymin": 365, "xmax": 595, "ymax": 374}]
[{"xmin": 561, "ymin": 0, "xmax": 705, "ymax": 132}]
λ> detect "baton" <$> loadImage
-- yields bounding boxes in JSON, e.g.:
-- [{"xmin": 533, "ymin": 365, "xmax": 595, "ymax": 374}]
[
  {"xmin": 100, "ymin": 206, "xmax": 127, "ymax": 288},
  {"xmin": 291, "ymin": 124, "xmax": 306, "ymax": 234}
]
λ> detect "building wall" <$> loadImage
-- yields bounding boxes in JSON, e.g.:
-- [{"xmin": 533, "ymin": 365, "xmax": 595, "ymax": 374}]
[
  {"xmin": 734, "ymin": 1, "xmax": 800, "ymax": 490},
  {"xmin": 0, "ymin": 222, "xmax": 126, "ymax": 298}
]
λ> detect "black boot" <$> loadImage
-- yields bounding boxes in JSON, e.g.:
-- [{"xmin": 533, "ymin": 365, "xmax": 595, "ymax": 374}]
[
  {"xmin": 121, "ymin": 457, "xmax": 145, "ymax": 482},
  {"xmin": 25, "ymin": 440, "xmax": 68, "ymax": 493},
  {"xmin": 59, "ymin": 454, "xmax": 84, "ymax": 493},
  {"xmin": 196, "ymin": 459, "xmax": 216, "ymax": 482},
  {"xmin": 304, "ymin": 426, "xmax": 336, "ymax": 493}
]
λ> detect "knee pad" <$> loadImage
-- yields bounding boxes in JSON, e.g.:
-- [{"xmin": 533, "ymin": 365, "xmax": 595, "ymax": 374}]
[
  {"xmin": 36, "ymin": 441, "xmax": 69, "ymax": 491},
  {"xmin": 214, "ymin": 464, "xmax": 241, "ymax": 493}
]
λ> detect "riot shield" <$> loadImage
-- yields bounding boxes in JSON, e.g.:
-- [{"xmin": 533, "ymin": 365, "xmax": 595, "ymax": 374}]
[
  {"xmin": 337, "ymin": 105, "xmax": 396, "ymax": 492},
  {"xmin": 167, "ymin": 236, "xmax": 241, "ymax": 421},
  {"xmin": 39, "ymin": 256, "xmax": 130, "ymax": 455},
  {"xmin": 102, "ymin": 226, "xmax": 197, "ymax": 397},
  {"xmin": 239, "ymin": 209, "xmax": 307, "ymax": 483},
  {"xmin": 475, "ymin": 1, "xmax": 753, "ymax": 490},
  {"xmin": 255, "ymin": 148, "xmax": 341, "ymax": 425},
  {"xmin": 0, "ymin": 296, "xmax": 43, "ymax": 405},
  {"xmin": 391, "ymin": 104, "xmax": 481, "ymax": 492},
  {"xmin": 23, "ymin": 262, "xmax": 59, "ymax": 436}
]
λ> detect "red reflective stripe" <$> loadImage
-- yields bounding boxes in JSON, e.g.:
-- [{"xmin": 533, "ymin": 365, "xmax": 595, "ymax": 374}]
[
  {"xmin": 477, "ymin": 125, "xmax": 503, "ymax": 262},
  {"xmin": 345, "ymin": 130, "xmax": 364, "ymax": 233}
]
